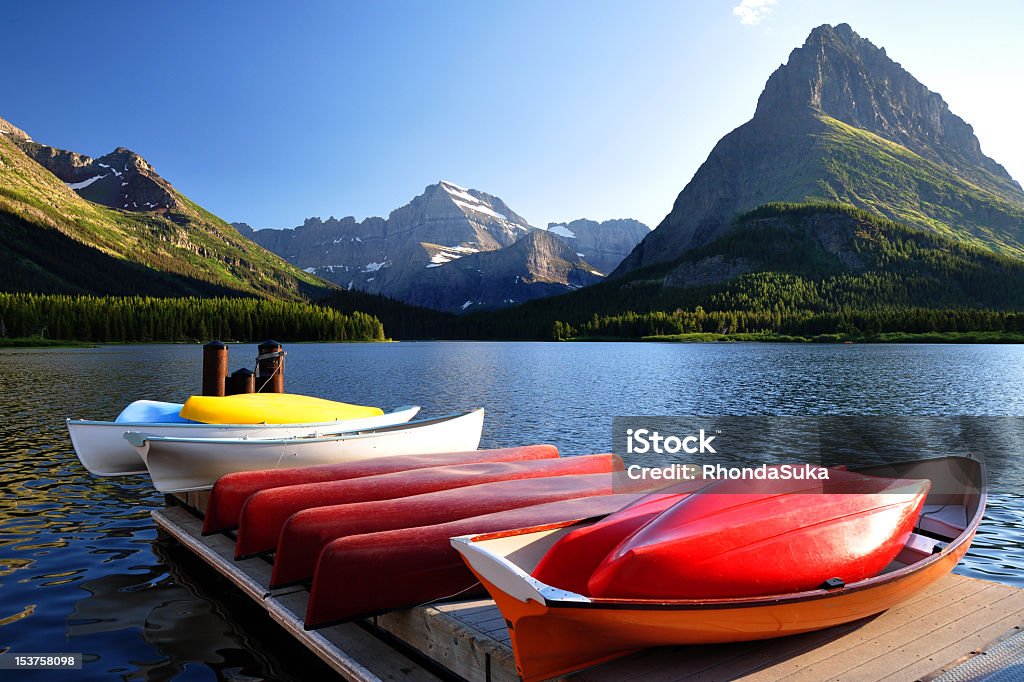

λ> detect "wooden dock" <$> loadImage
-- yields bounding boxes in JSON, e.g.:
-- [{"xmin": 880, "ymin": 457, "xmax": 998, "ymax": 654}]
[{"xmin": 153, "ymin": 497, "xmax": 1024, "ymax": 682}]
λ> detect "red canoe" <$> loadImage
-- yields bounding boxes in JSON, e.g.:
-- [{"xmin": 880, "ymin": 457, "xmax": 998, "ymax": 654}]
[
  {"xmin": 234, "ymin": 454, "xmax": 622, "ymax": 558},
  {"xmin": 587, "ymin": 467, "xmax": 930, "ymax": 599},
  {"xmin": 270, "ymin": 468, "xmax": 648, "ymax": 588},
  {"xmin": 202, "ymin": 444, "xmax": 559, "ymax": 534},
  {"xmin": 531, "ymin": 481, "xmax": 707, "ymax": 595},
  {"xmin": 304, "ymin": 493, "xmax": 644, "ymax": 628}
]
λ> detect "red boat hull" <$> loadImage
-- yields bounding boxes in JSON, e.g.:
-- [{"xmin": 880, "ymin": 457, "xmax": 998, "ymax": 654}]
[
  {"xmin": 304, "ymin": 494, "xmax": 643, "ymax": 628},
  {"xmin": 531, "ymin": 487, "xmax": 697, "ymax": 594},
  {"xmin": 202, "ymin": 444, "xmax": 558, "ymax": 534},
  {"xmin": 234, "ymin": 454, "xmax": 622, "ymax": 558},
  {"xmin": 588, "ymin": 468, "xmax": 930, "ymax": 599},
  {"xmin": 270, "ymin": 468, "xmax": 646, "ymax": 588}
]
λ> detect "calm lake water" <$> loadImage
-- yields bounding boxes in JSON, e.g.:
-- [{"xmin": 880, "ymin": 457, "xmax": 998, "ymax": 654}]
[{"xmin": 1, "ymin": 342, "xmax": 1023, "ymax": 680}]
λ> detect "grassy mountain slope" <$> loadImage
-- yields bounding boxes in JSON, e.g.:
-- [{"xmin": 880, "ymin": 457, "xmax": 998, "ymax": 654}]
[
  {"xmin": 0, "ymin": 132, "xmax": 333, "ymax": 300},
  {"xmin": 815, "ymin": 116, "xmax": 1024, "ymax": 256}
]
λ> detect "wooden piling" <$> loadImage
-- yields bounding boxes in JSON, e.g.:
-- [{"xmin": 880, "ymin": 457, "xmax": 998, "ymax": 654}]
[
  {"xmin": 225, "ymin": 368, "xmax": 255, "ymax": 396},
  {"xmin": 201, "ymin": 340, "xmax": 228, "ymax": 397},
  {"xmin": 256, "ymin": 339, "xmax": 285, "ymax": 393}
]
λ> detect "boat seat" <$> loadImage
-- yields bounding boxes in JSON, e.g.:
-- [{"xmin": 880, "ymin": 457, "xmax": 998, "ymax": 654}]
[
  {"xmin": 917, "ymin": 504, "xmax": 967, "ymax": 539},
  {"xmin": 892, "ymin": 532, "xmax": 939, "ymax": 567}
]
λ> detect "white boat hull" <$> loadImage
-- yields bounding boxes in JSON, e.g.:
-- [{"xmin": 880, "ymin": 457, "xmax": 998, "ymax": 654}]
[
  {"xmin": 67, "ymin": 406, "xmax": 421, "ymax": 476},
  {"xmin": 128, "ymin": 408, "xmax": 485, "ymax": 492}
]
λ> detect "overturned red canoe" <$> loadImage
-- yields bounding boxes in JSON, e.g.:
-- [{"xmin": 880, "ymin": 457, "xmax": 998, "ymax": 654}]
[
  {"xmin": 202, "ymin": 444, "xmax": 558, "ymax": 534},
  {"xmin": 270, "ymin": 467, "xmax": 646, "ymax": 588},
  {"xmin": 587, "ymin": 467, "xmax": 930, "ymax": 599},
  {"xmin": 304, "ymin": 493, "xmax": 644, "ymax": 628},
  {"xmin": 531, "ymin": 481, "xmax": 707, "ymax": 595},
  {"xmin": 235, "ymin": 453, "xmax": 622, "ymax": 558}
]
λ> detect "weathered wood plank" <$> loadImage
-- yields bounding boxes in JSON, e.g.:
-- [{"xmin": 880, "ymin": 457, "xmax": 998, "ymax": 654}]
[
  {"xmin": 446, "ymin": 605, "xmax": 505, "ymax": 627},
  {"xmin": 434, "ymin": 600, "xmax": 497, "ymax": 620},
  {"xmin": 777, "ymin": 583, "xmax": 1024, "ymax": 681},
  {"xmin": 735, "ymin": 577, "xmax": 998, "ymax": 680},
  {"xmin": 859, "ymin": 592, "xmax": 1024, "ymax": 681},
  {"xmin": 374, "ymin": 606, "xmax": 520, "ymax": 682}
]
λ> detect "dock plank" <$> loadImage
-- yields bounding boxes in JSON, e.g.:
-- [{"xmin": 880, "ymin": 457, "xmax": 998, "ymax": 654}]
[
  {"xmin": 731, "ymin": 577, "xmax": 996, "ymax": 681},
  {"xmin": 687, "ymin": 576, "xmax": 982, "ymax": 681},
  {"xmin": 375, "ymin": 605, "xmax": 519, "ymax": 682},
  {"xmin": 153, "ymin": 507, "xmax": 442, "ymax": 682},
  {"xmin": 775, "ymin": 581, "xmax": 1020, "ymax": 681},
  {"xmin": 862, "ymin": 590, "xmax": 1024, "ymax": 681}
]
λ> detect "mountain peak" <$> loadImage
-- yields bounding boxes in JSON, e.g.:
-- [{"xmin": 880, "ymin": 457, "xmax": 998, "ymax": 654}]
[
  {"xmin": 805, "ymin": 22, "xmax": 859, "ymax": 45},
  {"xmin": 614, "ymin": 24, "xmax": 1024, "ymax": 276},
  {"xmin": 0, "ymin": 115, "xmax": 30, "ymax": 141},
  {"xmin": 404, "ymin": 180, "xmax": 534, "ymax": 240},
  {"xmin": 755, "ymin": 23, "xmax": 1008, "ymax": 181}
]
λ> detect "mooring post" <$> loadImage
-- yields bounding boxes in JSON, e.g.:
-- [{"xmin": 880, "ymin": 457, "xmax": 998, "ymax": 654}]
[
  {"xmin": 202, "ymin": 340, "xmax": 228, "ymax": 397},
  {"xmin": 225, "ymin": 368, "xmax": 256, "ymax": 395},
  {"xmin": 256, "ymin": 339, "xmax": 285, "ymax": 393}
]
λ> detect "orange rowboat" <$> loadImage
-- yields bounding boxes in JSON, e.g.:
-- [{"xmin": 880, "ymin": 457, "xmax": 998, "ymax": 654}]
[{"xmin": 452, "ymin": 456, "xmax": 985, "ymax": 682}]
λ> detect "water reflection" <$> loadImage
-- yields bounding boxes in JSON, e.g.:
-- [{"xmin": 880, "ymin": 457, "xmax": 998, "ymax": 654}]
[{"xmin": 0, "ymin": 343, "xmax": 1022, "ymax": 680}]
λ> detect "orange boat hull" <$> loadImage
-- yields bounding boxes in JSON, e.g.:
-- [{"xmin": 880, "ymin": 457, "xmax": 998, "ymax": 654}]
[{"xmin": 472, "ymin": 534, "xmax": 973, "ymax": 682}]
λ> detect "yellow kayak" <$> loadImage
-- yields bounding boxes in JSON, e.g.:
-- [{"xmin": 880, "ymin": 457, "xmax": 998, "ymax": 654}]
[{"xmin": 179, "ymin": 393, "xmax": 384, "ymax": 425}]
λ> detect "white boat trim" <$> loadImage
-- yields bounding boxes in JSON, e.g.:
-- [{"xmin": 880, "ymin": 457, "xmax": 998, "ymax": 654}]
[
  {"xmin": 126, "ymin": 410, "xmax": 480, "ymax": 446},
  {"xmin": 452, "ymin": 527, "xmax": 593, "ymax": 605},
  {"xmin": 67, "ymin": 406, "xmax": 421, "ymax": 477}
]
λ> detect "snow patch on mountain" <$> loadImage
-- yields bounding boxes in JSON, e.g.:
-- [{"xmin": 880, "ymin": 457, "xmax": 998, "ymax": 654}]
[{"xmin": 66, "ymin": 175, "xmax": 107, "ymax": 190}]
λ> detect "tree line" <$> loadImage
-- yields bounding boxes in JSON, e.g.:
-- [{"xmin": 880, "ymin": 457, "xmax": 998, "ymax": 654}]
[
  {"xmin": 556, "ymin": 306, "xmax": 1024, "ymax": 340},
  {"xmin": 0, "ymin": 293, "xmax": 385, "ymax": 343}
]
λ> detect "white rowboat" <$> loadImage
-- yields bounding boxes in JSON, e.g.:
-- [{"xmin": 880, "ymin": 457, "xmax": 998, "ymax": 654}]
[
  {"xmin": 125, "ymin": 408, "xmax": 485, "ymax": 492},
  {"xmin": 68, "ymin": 406, "xmax": 421, "ymax": 476}
]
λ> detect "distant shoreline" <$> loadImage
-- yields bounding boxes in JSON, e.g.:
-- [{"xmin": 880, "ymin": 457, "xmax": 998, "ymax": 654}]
[
  {"xmin": 573, "ymin": 331, "xmax": 1024, "ymax": 344},
  {"xmin": 6, "ymin": 332, "xmax": 1024, "ymax": 347},
  {"xmin": 0, "ymin": 336, "xmax": 96, "ymax": 348}
]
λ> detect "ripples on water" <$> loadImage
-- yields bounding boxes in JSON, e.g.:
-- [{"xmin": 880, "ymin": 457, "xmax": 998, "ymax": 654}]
[{"xmin": 0, "ymin": 342, "xmax": 1023, "ymax": 679}]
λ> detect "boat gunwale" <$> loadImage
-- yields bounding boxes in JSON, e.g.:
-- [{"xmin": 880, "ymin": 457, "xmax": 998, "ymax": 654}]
[
  {"xmin": 455, "ymin": 455, "xmax": 987, "ymax": 612},
  {"xmin": 65, "ymin": 405, "xmax": 421, "ymax": 430},
  {"xmin": 123, "ymin": 408, "xmax": 484, "ymax": 446}
]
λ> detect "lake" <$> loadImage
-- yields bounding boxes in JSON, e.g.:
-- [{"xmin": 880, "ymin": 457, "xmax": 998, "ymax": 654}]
[{"xmin": 1, "ymin": 341, "xmax": 1022, "ymax": 680}]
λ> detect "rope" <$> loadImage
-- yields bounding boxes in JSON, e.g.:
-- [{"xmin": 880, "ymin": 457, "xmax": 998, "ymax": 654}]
[
  {"xmin": 412, "ymin": 581, "xmax": 483, "ymax": 610},
  {"xmin": 255, "ymin": 349, "xmax": 286, "ymax": 392}
]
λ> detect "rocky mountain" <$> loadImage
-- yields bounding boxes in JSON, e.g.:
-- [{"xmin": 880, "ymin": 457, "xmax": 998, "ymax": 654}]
[
  {"xmin": 0, "ymin": 114, "xmax": 333, "ymax": 299},
  {"xmin": 17, "ymin": 142, "xmax": 177, "ymax": 213},
  {"xmin": 403, "ymin": 229, "xmax": 603, "ymax": 312},
  {"xmin": 247, "ymin": 181, "xmax": 531, "ymax": 293},
  {"xmin": 544, "ymin": 218, "xmax": 650, "ymax": 274},
  {"xmin": 243, "ymin": 181, "xmax": 647, "ymax": 311},
  {"xmin": 615, "ymin": 23, "xmax": 1024, "ymax": 275}
]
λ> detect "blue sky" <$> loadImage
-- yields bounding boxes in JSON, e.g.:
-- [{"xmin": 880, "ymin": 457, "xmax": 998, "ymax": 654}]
[{"xmin": 2, "ymin": 1, "xmax": 1022, "ymax": 229}]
